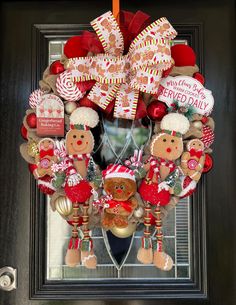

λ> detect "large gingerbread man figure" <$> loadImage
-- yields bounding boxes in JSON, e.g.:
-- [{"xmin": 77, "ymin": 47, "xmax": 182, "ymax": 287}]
[
  {"xmin": 138, "ymin": 113, "xmax": 190, "ymax": 271},
  {"xmin": 64, "ymin": 107, "xmax": 99, "ymax": 269}
]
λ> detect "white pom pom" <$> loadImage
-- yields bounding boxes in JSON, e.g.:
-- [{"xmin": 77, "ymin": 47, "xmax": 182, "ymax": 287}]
[
  {"xmin": 70, "ymin": 107, "xmax": 99, "ymax": 128},
  {"xmin": 160, "ymin": 113, "xmax": 190, "ymax": 135}
]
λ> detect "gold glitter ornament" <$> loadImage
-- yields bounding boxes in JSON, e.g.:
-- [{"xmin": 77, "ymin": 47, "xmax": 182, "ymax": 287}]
[{"xmin": 27, "ymin": 141, "xmax": 39, "ymax": 157}]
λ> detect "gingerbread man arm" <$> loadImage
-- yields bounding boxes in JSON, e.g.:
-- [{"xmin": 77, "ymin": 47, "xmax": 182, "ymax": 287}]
[
  {"xmin": 195, "ymin": 155, "xmax": 205, "ymax": 171},
  {"xmin": 181, "ymin": 152, "xmax": 190, "ymax": 169},
  {"xmin": 130, "ymin": 197, "xmax": 138, "ymax": 210}
]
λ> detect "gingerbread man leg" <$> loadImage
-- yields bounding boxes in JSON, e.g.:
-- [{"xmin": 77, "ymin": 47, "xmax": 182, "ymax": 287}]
[
  {"xmin": 65, "ymin": 202, "xmax": 81, "ymax": 267},
  {"xmin": 137, "ymin": 202, "xmax": 153, "ymax": 264},
  {"xmin": 153, "ymin": 206, "xmax": 173, "ymax": 271}
]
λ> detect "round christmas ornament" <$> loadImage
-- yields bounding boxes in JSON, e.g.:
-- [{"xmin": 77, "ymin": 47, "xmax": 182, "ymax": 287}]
[
  {"xmin": 50, "ymin": 60, "xmax": 65, "ymax": 75},
  {"xmin": 55, "ymin": 196, "xmax": 73, "ymax": 216},
  {"xmin": 26, "ymin": 112, "xmax": 37, "ymax": 128},
  {"xmin": 202, "ymin": 153, "xmax": 213, "ymax": 173},
  {"xmin": 20, "ymin": 124, "xmax": 28, "ymax": 140},
  {"xmin": 110, "ymin": 222, "xmax": 137, "ymax": 238},
  {"xmin": 29, "ymin": 89, "xmax": 43, "ymax": 109},
  {"xmin": 147, "ymin": 101, "xmax": 167, "ymax": 121},
  {"xmin": 19, "ymin": 8, "xmax": 215, "ymax": 273},
  {"xmin": 65, "ymin": 101, "xmax": 77, "ymax": 114}
]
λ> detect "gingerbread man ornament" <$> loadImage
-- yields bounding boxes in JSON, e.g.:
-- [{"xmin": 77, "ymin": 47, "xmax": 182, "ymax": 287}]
[
  {"xmin": 34, "ymin": 138, "xmax": 57, "ymax": 178},
  {"xmin": 64, "ymin": 107, "xmax": 99, "ymax": 269},
  {"xmin": 138, "ymin": 113, "xmax": 190, "ymax": 271},
  {"xmin": 181, "ymin": 139, "xmax": 205, "ymax": 181}
]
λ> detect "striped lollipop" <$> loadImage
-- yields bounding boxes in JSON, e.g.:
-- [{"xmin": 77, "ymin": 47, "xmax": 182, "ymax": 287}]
[
  {"xmin": 56, "ymin": 70, "xmax": 84, "ymax": 102},
  {"xmin": 29, "ymin": 89, "xmax": 43, "ymax": 109}
]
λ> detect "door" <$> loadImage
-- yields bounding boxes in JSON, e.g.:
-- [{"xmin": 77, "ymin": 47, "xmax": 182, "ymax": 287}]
[{"xmin": 0, "ymin": 0, "xmax": 235, "ymax": 304}]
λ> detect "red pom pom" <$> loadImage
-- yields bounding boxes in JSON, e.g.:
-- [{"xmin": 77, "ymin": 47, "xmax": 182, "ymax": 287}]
[
  {"xmin": 79, "ymin": 95, "xmax": 98, "ymax": 110},
  {"xmin": 21, "ymin": 124, "xmax": 28, "ymax": 140},
  {"xmin": 139, "ymin": 181, "xmax": 170, "ymax": 206},
  {"xmin": 171, "ymin": 44, "xmax": 196, "ymax": 67},
  {"xmin": 50, "ymin": 60, "xmax": 65, "ymax": 75},
  {"xmin": 64, "ymin": 180, "xmax": 92, "ymax": 203},
  {"xmin": 64, "ymin": 36, "xmax": 88, "ymax": 59},
  {"xmin": 135, "ymin": 96, "xmax": 147, "ymax": 120},
  {"xmin": 26, "ymin": 113, "xmax": 37, "ymax": 128},
  {"xmin": 28, "ymin": 163, "xmax": 37, "ymax": 174},
  {"xmin": 147, "ymin": 101, "xmax": 167, "ymax": 121},
  {"xmin": 193, "ymin": 72, "xmax": 205, "ymax": 85},
  {"xmin": 203, "ymin": 154, "xmax": 213, "ymax": 173}
]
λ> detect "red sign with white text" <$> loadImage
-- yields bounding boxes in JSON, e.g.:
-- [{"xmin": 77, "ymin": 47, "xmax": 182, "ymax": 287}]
[{"xmin": 36, "ymin": 94, "xmax": 64, "ymax": 137}]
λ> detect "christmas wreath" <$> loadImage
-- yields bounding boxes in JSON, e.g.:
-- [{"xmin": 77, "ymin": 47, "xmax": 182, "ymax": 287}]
[{"xmin": 20, "ymin": 10, "xmax": 214, "ymax": 270}]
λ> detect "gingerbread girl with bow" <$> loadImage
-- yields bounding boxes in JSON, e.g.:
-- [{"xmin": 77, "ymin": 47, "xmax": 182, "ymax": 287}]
[{"xmin": 180, "ymin": 139, "xmax": 205, "ymax": 181}]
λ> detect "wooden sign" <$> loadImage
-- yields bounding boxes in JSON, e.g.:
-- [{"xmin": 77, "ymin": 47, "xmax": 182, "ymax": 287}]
[
  {"xmin": 36, "ymin": 94, "xmax": 64, "ymax": 137},
  {"xmin": 157, "ymin": 76, "xmax": 214, "ymax": 115}
]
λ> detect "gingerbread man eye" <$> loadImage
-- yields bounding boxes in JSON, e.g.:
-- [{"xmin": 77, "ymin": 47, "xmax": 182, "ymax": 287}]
[
  {"xmin": 120, "ymin": 185, "xmax": 124, "ymax": 190},
  {"xmin": 193, "ymin": 143, "xmax": 195, "ymax": 145},
  {"xmin": 73, "ymin": 135, "xmax": 77, "ymax": 139},
  {"xmin": 81, "ymin": 135, "xmax": 84, "ymax": 139},
  {"xmin": 163, "ymin": 138, "xmax": 167, "ymax": 142},
  {"xmin": 115, "ymin": 185, "xmax": 119, "ymax": 189},
  {"xmin": 171, "ymin": 139, "xmax": 175, "ymax": 143}
]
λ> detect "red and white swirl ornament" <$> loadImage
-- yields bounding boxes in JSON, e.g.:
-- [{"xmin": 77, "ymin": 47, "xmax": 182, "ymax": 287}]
[
  {"xmin": 56, "ymin": 70, "xmax": 84, "ymax": 102},
  {"xmin": 29, "ymin": 89, "xmax": 43, "ymax": 108},
  {"xmin": 201, "ymin": 126, "xmax": 214, "ymax": 148}
]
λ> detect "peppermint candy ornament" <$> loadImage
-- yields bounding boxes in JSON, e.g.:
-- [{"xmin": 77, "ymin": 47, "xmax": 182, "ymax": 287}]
[
  {"xmin": 29, "ymin": 89, "xmax": 43, "ymax": 108},
  {"xmin": 56, "ymin": 70, "xmax": 84, "ymax": 102},
  {"xmin": 201, "ymin": 125, "xmax": 214, "ymax": 148}
]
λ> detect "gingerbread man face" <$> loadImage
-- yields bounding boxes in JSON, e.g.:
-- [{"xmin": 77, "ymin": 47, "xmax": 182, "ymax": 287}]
[
  {"xmin": 187, "ymin": 139, "xmax": 204, "ymax": 151},
  {"xmin": 104, "ymin": 178, "xmax": 136, "ymax": 201},
  {"xmin": 151, "ymin": 133, "xmax": 183, "ymax": 161},
  {"xmin": 39, "ymin": 138, "xmax": 54, "ymax": 151},
  {"xmin": 66, "ymin": 129, "xmax": 94, "ymax": 155}
]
